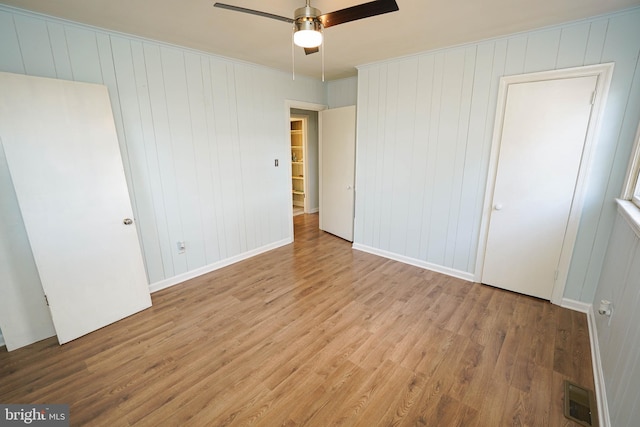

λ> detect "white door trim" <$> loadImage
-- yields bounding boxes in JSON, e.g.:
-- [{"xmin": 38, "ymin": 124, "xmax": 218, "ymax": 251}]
[
  {"xmin": 475, "ymin": 63, "xmax": 614, "ymax": 305},
  {"xmin": 284, "ymin": 100, "xmax": 327, "ymax": 239}
]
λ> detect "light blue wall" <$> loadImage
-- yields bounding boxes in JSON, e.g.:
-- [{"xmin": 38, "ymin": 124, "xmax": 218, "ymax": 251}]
[
  {"xmin": 327, "ymin": 77, "xmax": 357, "ymax": 108},
  {"xmin": 354, "ymin": 7, "xmax": 640, "ymax": 303}
]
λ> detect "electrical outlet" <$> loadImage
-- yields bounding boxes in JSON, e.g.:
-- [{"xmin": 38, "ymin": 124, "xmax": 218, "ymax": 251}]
[{"xmin": 177, "ymin": 241, "xmax": 186, "ymax": 254}]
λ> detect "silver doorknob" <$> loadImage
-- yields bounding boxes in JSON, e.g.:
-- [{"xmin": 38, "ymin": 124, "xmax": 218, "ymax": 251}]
[
  {"xmin": 123, "ymin": 218, "xmax": 133, "ymax": 225},
  {"xmin": 494, "ymin": 204, "xmax": 503, "ymax": 211}
]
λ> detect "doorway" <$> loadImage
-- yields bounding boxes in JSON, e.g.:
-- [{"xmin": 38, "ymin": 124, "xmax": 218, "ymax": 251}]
[
  {"xmin": 476, "ymin": 64, "xmax": 613, "ymax": 304},
  {"xmin": 289, "ymin": 111, "xmax": 318, "ymax": 216}
]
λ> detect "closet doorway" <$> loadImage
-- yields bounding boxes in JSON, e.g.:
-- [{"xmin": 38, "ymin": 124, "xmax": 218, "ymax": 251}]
[{"xmin": 290, "ymin": 108, "xmax": 319, "ymax": 217}]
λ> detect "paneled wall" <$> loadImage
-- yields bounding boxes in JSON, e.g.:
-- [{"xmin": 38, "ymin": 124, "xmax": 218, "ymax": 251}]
[
  {"xmin": 327, "ymin": 77, "xmax": 357, "ymax": 108},
  {"xmin": 593, "ymin": 208, "xmax": 640, "ymax": 426},
  {"xmin": 0, "ymin": 6, "xmax": 325, "ymax": 349},
  {"xmin": 354, "ymin": 8, "xmax": 640, "ymax": 301}
]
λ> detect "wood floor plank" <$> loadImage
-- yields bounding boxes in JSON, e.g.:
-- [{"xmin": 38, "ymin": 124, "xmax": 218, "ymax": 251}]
[{"xmin": 0, "ymin": 213, "xmax": 593, "ymax": 426}]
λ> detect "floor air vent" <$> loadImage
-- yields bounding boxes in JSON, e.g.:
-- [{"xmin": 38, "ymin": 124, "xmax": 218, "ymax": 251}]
[{"xmin": 564, "ymin": 380, "xmax": 598, "ymax": 427}]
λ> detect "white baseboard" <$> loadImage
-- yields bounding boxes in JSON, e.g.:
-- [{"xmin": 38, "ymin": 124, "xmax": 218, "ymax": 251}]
[
  {"xmin": 149, "ymin": 238, "xmax": 292, "ymax": 294},
  {"xmin": 306, "ymin": 207, "xmax": 319, "ymax": 214},
  {"xmin": 562, "ymin": 298, "xmax": 610, "ymax": 427},
  {"xmin": 351, "ymin": 243, "xmax": 475, "ymax": 282},
  {"xmin": 560, "ymin": 297, "xmax": 590, "ymax": 313}
]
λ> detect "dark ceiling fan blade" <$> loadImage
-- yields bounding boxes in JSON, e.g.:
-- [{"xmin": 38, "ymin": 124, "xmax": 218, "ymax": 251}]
[
  {"xmin": 318, "ymin": 0, "xmax": 399, "ymax": 28},
  {"xmin": 304, "ymin": 47, "xmax": 320, "ymax": 55},
  {"xmin": 213, "ymin": 3, "xmax": 294, "ymax": 24}
]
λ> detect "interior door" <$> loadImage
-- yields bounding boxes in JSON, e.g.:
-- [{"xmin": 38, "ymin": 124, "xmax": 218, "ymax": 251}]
[
  {"xmin": 0, "ymin": 72, "xmax": 152, "ymax": 344},
  {"xmin": 320, "ymin": 105, "xmax": 356, "ymax": 241},
  {"xmin": 482, "ymin": 76, "xmax": 597, "ymax": 300}
]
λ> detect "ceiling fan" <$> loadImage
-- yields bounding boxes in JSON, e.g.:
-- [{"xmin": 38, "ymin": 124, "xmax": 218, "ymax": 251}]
[{"xmin": 213, "ymin": 0, "xmax": 399, "ymax": 55}]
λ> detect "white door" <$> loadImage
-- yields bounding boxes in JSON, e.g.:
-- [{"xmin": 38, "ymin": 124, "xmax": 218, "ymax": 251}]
[
  {"xmin": 482, "ymin": 76, "xmax": 597, "ymax": 300},
  {"xmin": 0, "ymin": 72, "xmax": 152, "ymax": 344},
  {"xmin": 320, "ymin": 105, "xmax": 356, "ymax": 241}
]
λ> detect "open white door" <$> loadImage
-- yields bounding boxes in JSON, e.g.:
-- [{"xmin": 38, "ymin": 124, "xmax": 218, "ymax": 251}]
[
  {"xmin": 481, "ymin": 75, "xmax": 598, "ymax": 300},
  {"xmin": 0, "ymin": 72, "xmax": 151, "ymax": 344},
  {"xmin": 320, "ymin": 106, "xmax": 356, "ymax": 241}
]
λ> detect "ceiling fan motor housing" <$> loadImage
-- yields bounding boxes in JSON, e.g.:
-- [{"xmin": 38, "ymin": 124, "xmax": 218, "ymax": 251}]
[{"xmin": 294, "ymin": 5, "xmax": 322, "ymax": 26}]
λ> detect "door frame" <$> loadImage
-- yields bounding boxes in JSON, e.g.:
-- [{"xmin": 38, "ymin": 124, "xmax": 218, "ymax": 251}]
[
  {"xmin": 475, "ymin": 63, "xmax": 614, "ymax": 305},
  {"xmin": 284, "ymin": 100, "xmax": 327, "ymax": 240}
]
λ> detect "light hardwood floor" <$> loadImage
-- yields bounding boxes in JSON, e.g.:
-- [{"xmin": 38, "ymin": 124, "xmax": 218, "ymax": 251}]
[{"xmin": 0, "ymin": 214, "xmax": 594, "ymax": 426}]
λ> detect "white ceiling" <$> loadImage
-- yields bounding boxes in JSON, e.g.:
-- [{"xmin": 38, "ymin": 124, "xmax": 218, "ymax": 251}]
[{"xmin": 2, "ymin": 0, "xmax": 639, "ymax": 80}]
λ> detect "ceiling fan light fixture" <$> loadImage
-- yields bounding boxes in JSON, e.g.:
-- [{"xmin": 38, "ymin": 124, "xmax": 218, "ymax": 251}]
[{"xmin": 293, "ymin": 19, "xmax": 323, "ymax": 48}]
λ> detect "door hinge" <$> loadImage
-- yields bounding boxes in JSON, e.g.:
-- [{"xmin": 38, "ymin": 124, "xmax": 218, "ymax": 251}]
[
  {"xmin": 44, "ymin": 294, "xmax": 49, "ymax": 306},
  {"xmin": 554, "ymin": 270, "xmax": 559, "ymax": 281},
  {"xmin": 590, "ymin": 90, "xmax": 597, "ymax": 105}
]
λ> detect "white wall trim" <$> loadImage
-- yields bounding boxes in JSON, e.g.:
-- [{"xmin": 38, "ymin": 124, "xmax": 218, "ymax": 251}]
[
  {"xmin": 560, "ymin": 297, "xmax": 590, "ymax": 313},
  {"xmin": 352, "ymin": 243, "xmax": 475, "ymax": 282},
  {"xmin": 474, "ymin": 63, "xmax": 615, "ymax": 305},
  {"xmin": 616, "ymin": 199, "xmax": 640, "ymax": 238},
  {"xmin": 562, "ymin": 298, "xmax": 611, "ymax": 427},
  {"xmin": 149, "ymin": 238, "xmax": 292, "ymax": 294}
]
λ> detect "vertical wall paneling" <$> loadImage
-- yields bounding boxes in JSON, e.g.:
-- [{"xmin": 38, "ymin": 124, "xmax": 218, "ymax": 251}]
[
  {"xmin": 235, "ymin": 65, "xmax": 259, "ymax": 252},
  {"xmin": 202, "ymin": 59, "xmax": 229, "ymax": 259},
  {"xmin": 556, "ymin": 23, "xmax": 590, "ymax": 69},
  {"xmin": 326, "ymin": 76, "xmax": 357, "ymax": 108},
  {"xmin": 378, "ymin": 62, "xmax": 399, "ymax": 251},
  {"xmin": 403, "ymin": 56, "xmax": 431, "ymax": 260},
  {"xmin": 13, "ymin": 15, "xmax": 56, "ymax": 78},
  {"xmin": 185, "ymin": 53, "xmax": 219, "ymax": 266},
  {"xmin": 65, "ymin": 26, "xmax": 104, "ymax": 84},
  {"xmin": 388, "ymin": 58, "xmax": 418, "ymax": 255},
  {"xmin": 161, "ymin": 47, "xmax": 207, "ymax": 271},
  {"xmin": 355, "ymin": 8, "xmax": 640, "ymax": 293},
  {"xmin": 199, "ymin": 56, "xmax": 225, "ymax": 262},
  {"xmin": 454, "ymin": 42, "xmax": 494, "ymax": 272},
  {"xmin": 584, "ymin": 20, "xmax": 609, "ymax": 65},
  {"xmin": 148, "ymin": 44, "xmax": 188, "ymax": 276},
  {"xmin": 372, "ymin": 66, "xmax": 388, "ymax": 249},
  {"xmin": 46, "ymin": 22, "xmax": 73, "ymax": 80},
  {"xmin": 418, "ymin": 54, "xmax": 442, "ymax": 262},
  {"xmin": 523, "ymin": 29, "xmax": 561, "ymax": 73},
  {"xmin": 210, "ymin": 61, "xmax": 240, "ymax": 258},
  {"xmin": 0, "ymin": 12, "xmax": 25, "ymax": 74},
  {"xmin": 427, "ymin": 51, "xmax": 456, "ymax": 265},
  {"xmin": 446, "ymin": 46, "xmax": 475, "ymax": 269},
  {"xmin": 503, "ymin": 35, "xmax": 527, "ymax": 76}
]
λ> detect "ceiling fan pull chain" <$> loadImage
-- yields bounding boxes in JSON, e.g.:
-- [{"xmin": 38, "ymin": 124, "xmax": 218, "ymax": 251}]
[
  {"xmin": 291, "ymin": 27, "xmax": 296, "ymax": 81},
  {"xmin": 321, "ymin": 36, "xmax": 325, "ymax": 82}
]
